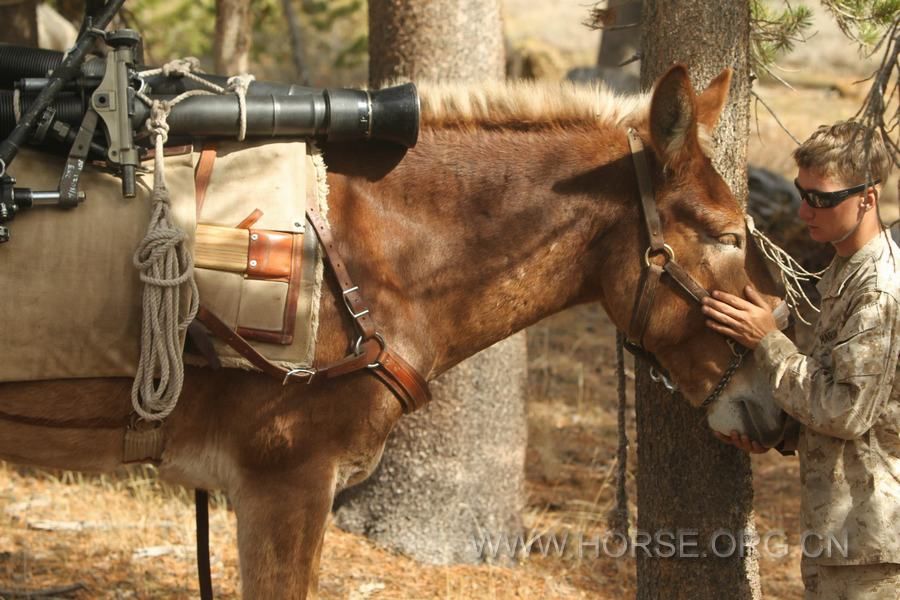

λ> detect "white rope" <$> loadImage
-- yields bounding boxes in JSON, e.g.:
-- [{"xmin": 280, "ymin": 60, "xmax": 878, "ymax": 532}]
[
  {"xmin": 129, "ymin": 58, "xmax": 255, "ymax": 421},
  {"xmin": 137, "ymin": 59, "xmax": 254, "ymax": 141},
  {"xmin": 226, "ymin": 74, "xmax": 255, "ymax": 141},
  {"xmin": 746, "ymin": 215, "xmax": 825, "ymax": 325},
  {"xmin": 130, "ymin": 101, "xmax": 199, "ymax": 421}
]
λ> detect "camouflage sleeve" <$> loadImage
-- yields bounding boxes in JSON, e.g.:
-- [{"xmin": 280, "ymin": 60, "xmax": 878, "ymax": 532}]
[{"xmin": 754, "ymin": 292, "xmax": 900, "ymax": 440}]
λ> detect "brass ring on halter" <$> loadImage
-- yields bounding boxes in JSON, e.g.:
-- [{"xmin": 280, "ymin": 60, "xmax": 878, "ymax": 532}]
[{"xmin": 643, "ymin": 243, "xmax": 675, "ymax": 267}]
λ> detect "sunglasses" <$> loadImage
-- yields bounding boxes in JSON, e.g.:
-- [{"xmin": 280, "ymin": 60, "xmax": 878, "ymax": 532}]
[{"xmin": 793, "ymin": 179, "xmax": 880, "ymax": 209}]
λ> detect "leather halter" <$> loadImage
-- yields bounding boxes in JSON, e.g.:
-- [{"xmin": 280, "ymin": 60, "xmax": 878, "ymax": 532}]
[
  {"xmin": 624, "ymin": 129, "xmax": 748, "ymax": 408},
  {"xmin": 196, "ymin": 204, "xmax": 431, "ymax": 414}
]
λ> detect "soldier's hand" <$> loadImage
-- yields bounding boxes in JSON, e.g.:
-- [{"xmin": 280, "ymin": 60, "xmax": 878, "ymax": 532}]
[
  {"xmin": 702, "ymin": 285, "xmax": 778, "ymax": 349},
  {"xmin": 713, "ymin": 430, "xmax": 770, "ymax": 454}
]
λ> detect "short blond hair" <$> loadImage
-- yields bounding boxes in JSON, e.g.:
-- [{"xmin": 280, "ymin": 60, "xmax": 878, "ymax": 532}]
[{"xmin": 793, "ymin": 120, "xmax": 891, "ymax": 185}]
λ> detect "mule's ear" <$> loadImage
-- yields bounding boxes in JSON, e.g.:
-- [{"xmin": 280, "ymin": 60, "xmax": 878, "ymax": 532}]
[
  {"xmin": 648, "ymin": 64, "xmax": 698, "ymax": 163},
  {"xmin": 695, "ymin": 68, "xmax": 732, "ymax": 130}
]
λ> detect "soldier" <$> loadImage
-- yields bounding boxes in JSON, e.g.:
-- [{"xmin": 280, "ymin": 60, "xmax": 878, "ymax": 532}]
[{"xmin": 702, "ymin": 121, "xmax": 899, "ymax": 599}]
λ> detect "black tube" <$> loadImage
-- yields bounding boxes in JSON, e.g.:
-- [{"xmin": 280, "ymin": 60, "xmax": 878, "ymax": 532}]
[
  {"xmin": 1, "ymin": 83, "xmax": 420, "ymax": 148},
  {"xmin": 0, "ymin": 91, "xmax": 85, "ymax": 138},
  {"xmin": 0, "ymin": 47, "xmax": 63, "ymax": 88},
  {"xmin": 128, "ymin": 84, "xmax": 420, "ymax": 147},
  {"xmin": 0, "ymin": 0, "xmax": 126, "ymax": 166}
]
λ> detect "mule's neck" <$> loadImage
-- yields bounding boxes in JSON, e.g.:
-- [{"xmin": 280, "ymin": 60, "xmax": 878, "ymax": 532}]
[{"xmin": 326, "ymin": 124, "xmax": 634, "ymax": 378}]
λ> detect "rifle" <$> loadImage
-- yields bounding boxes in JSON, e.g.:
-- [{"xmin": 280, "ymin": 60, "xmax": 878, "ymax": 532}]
[{"xmin": 0, "ymin": 0, "xmax": 419, "ymax": 243}]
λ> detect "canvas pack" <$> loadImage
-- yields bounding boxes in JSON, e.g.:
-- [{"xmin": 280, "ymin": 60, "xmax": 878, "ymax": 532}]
[{"xmin": 0, "ymin": 140, "xmax": 325, "ymax": 382}]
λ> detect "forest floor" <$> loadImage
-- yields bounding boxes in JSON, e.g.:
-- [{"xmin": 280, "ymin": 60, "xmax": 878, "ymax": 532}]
[{"xmin": 1, "ymin": 2, "xmax": 897, "ymax": 598}]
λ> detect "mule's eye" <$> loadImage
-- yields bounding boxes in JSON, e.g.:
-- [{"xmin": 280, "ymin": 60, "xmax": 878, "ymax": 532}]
[{"xmin": 716, "ymin": 233, "xmax": 742, "ymax": 248}]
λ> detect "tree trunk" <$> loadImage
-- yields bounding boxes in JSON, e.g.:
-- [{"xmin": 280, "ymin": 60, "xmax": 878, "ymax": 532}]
[
  {"xmin": 333, "ymin": 0, "xmax": 526, "ymax": 565},
  {"xmin": 214, "ymin": 0, "xmax": 252, "ymax": 75},
  {"xmin": 594, "ymin": 0, "xmax": 641, "ymax": 94},
  {"xmin": 635, "ymin": 2, "xmax": 760, "ymax": 599},
  {"xmin": 0, "ymin": 0, "xmax": 38, "ymax": 47},
  {"xmin": 366, "ymin": 0, "xmax": 505, "ymax": 87}
]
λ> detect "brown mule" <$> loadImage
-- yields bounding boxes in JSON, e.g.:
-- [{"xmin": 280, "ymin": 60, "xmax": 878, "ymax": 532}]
[{"xmin": 0, "ymin": 65, "xmax": 784, "ymax": 597}]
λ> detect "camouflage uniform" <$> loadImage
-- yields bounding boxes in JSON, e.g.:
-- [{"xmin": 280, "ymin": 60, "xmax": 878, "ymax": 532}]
[{"xmin": 754, "ymin": 232, "xmax": 900, "ymax": 597}]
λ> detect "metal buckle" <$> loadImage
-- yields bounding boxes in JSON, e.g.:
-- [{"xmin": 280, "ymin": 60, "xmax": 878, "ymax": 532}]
[
  {"xmin": 342, "ymin": 286, "xmax": 371, "ymax": 319},
  {"xmin": 726, "ymin": 338, "xmax": 743, "ymax": 357},
  {"xmin": 354, "ymin": 332, "xmax": 386, "ymax": 369},
  {"xmin": 643, "ymin": 243, "xmax": 675, "ymax": 267},
  {"xmin": 283, "ymin": 367, "xmax": 317, "ymax": 385},
  {"xmin": 649, "ymin": 366, "xmax": 678, "ymax": 393}
]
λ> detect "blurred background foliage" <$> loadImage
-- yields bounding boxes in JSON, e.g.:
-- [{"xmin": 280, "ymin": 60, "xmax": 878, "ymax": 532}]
[{"xmin": 46, "ymin": 0, "xmax": 369, "ymax": 85}]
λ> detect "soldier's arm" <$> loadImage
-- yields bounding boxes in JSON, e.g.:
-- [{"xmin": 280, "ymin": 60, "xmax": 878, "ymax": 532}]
[{"xmin": 753, "ymin": 291, "xmax": 899, "ymax": 440}]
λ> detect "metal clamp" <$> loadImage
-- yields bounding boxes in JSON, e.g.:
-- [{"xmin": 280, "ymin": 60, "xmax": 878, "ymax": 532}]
[
  {"xmin": 354, "ymin": 332, "xmax": 386, "ymax": 369},
  {"xmin": 725, "ymin": 338, "xmax": 747, "ymax": 358},
  {"xmin": 643, "ymin": 243, "xmax": 675, "ymax": 267},
  {"xmin": 649, "ymin": 366, "xmax": 678, "ymax": 393},
  {"xmin": 342, "ymin": 286, "xmax": 371, "ymax": 319},
  {"xmin": 283, "ymin": 367, "xmax": 317, "ymax": 385}
]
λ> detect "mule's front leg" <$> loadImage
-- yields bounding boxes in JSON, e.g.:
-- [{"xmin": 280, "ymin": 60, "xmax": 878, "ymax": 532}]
[{"xmin": 232, "ymin": 463, "xmax": 336, "ymax": 599}]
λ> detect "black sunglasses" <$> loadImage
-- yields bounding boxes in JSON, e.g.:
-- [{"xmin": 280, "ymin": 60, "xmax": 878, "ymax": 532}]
[{"xmin": 793, "ymin": 179, "xmax": 880, "ymax": 209}]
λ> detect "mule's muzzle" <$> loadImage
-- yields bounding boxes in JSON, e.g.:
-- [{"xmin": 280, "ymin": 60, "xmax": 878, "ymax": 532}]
[{"xmin": 737, "ymin": 398, "xmax": 789, "ymax": 448}]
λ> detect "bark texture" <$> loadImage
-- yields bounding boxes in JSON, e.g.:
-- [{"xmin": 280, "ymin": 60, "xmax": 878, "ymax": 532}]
[
  {"xmin": 367, "ymin": 0, "xmax": 505, "ymax": 87},
  {"xmin": 636, "ymin": 2, "xmax": 760, "ymax": 599},
  {"xmin": 333, "ymin": 0, "xmax": 526, "ymax": 565},
  {"xmin": 214, "ymin": 0, "xmax": 252, "ymax": 75},
  {"xmin": 0, "ymin": 0, "xmax": 38, "ymax": 47}
]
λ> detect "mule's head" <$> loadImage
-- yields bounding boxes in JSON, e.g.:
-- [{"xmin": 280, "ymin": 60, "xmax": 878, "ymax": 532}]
[{"xmin": 599, "ymin": 65, "xmax": 787, "ymax": 445}]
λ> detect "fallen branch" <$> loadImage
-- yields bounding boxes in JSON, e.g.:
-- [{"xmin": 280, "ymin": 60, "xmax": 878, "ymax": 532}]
[{"xmin": 0, "ymin": 583, "xmax": 86, "ymax": 598}]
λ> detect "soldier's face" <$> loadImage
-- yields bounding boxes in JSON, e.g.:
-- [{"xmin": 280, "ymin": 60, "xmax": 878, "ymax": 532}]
[{"xmin": 796, "ymin": 168, "xmax": 868, "ymax": 245}]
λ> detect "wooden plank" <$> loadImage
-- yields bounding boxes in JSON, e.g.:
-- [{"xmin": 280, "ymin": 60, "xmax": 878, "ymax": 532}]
[{"xmin": 194, "ymin": 224, "xmax": 249, "ymax": 273}]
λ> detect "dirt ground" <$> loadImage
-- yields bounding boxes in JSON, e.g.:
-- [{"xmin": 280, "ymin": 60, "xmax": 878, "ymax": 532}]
[{"xmin": 1, "ymin": 3, "xmax": 896, "ymax": 599}]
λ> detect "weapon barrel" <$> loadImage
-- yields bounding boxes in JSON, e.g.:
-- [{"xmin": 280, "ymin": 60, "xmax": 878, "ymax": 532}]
[{"xmin": 1, "ymin": 84, "xmax": 420, "ymax": 148}]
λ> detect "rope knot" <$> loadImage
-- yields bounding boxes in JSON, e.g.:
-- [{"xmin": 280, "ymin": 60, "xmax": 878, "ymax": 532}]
[
  {"xmin": 161, "ymin": 57, "xmax": 202, "ymax": 78},
  {"xmin": 226, "ymin": 73, "xmax": 255, "ymax": 94},
  {"xmin": 146, "ymin": 100, "xmax": 172, "ymax": 145}
]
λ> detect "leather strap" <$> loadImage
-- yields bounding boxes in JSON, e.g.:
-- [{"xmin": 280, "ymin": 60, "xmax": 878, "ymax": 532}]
[
  {"xmin": 663, "ymin": 260, "xmax": 711, "ymax": 303},
  {"xmin": 194, "ymin": 145, "xmax": 217, "ymax": 218},
  {"xmin": 196, "ymin": 305, "xmax": 382, "ymax": 382},
  {"xmin": 374, "ymin": 348, "xmax": 432, "ymax": 413},
  {"xmin": 0, "ymin": 409, "xmax": 128, "ymax": 430},
  {"xmin": 628, "ymin": 263, "xmax": 663, "ymax": 346},
  {"xmin": 305, "ymin": 206, "xmax": 377, "ymax": 340},
  {"xmin": 627, "ymin": 129, "xmax": 666, "ymax": 251},
  {"xmin": 195, "ymin": 490, "xmax": 214, "ymax": 600},
  {"xmin": 194, "ymin": 207, "xmax": 431, "ymax": 413}
]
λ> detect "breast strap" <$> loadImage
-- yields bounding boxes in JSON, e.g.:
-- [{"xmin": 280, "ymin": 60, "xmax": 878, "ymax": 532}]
[{"xmin": 195, "ymin": 207, "xmax": 431, "ymax": 414}]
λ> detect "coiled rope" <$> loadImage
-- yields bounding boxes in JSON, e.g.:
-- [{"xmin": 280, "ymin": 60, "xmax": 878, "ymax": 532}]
[
  {"xmin": 130, "ymin": 100, "xmax": 199, "ymax": 421},
  {"xmin": 130, "ymin": 59, "xmax": 254, "ymax": 421}
]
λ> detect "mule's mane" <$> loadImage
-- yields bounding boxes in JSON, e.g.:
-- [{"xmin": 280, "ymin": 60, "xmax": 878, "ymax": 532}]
[{"xmin": 416, "ymin": 80, "xmax": 650, "ymax": 131}]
